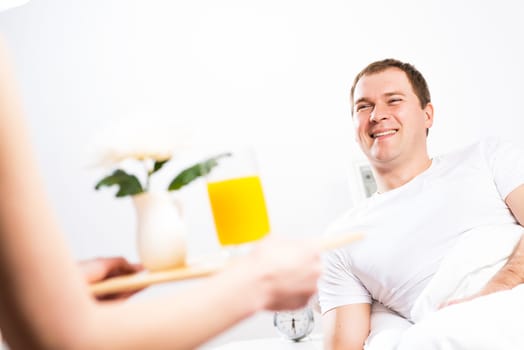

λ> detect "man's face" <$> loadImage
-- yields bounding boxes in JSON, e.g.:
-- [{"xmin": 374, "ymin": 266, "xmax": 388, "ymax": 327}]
[{"xmin": 352, "ymin": 68, "xmax": 433, "ymax": 167}]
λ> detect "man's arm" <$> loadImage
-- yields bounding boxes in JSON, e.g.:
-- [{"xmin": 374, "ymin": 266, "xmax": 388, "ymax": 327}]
[
  {"xmin": 487, "ymin": 184, "xmax": 524, "ymax": 287},
  {"xmin": 442, "ymin": 184, "xmax": 524, "ymax": 307},
  {"xmin": 322, "ymin": 303, "xmax": 371, "ymax": 350}
]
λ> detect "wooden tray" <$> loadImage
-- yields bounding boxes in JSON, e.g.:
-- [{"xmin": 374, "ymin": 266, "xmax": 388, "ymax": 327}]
[{"xmin": 90, "ymin": 232, "xmax": 364, "ymax": 297}]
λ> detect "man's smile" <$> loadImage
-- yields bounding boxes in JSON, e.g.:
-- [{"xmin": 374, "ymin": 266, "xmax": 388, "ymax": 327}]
[{"xmin": 370, "ymin": 129, "xmax": 398, "ymax": 139}]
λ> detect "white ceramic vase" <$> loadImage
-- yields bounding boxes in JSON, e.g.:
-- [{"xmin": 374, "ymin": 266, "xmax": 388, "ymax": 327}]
[{"xmin": 133, "ymin": 191, "xmax": 187, "ymax": 271}]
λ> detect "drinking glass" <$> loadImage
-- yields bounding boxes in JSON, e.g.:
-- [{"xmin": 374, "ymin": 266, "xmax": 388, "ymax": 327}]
[{"xmin": 205, "ymin": 147, "xmax": 270, "ymax": 255}]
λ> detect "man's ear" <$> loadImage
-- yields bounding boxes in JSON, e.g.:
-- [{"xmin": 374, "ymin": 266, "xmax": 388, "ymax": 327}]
[{"xmin": 423, "ymin": 102, "xmax": 434, "ymax": 129}]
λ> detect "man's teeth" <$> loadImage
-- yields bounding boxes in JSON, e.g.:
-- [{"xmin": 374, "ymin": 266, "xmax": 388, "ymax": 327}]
[{"xmin": 373, "ymin": 130, "xmax": 397, "ymax": 138}]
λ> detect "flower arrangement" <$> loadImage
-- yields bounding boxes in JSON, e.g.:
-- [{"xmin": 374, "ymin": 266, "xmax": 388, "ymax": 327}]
[
  {"xmin": 95, "ymin": 152, "xmax": 230, "ymax": 197},
  {"xmin": 91, "ymin": 118, "xmax": 230, "ymax": 197}
]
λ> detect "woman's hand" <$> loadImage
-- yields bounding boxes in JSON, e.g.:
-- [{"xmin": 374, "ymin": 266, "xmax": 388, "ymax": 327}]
[{"xmin": 79, "ymin": 257, "xmax": 143, "ymax": 301}]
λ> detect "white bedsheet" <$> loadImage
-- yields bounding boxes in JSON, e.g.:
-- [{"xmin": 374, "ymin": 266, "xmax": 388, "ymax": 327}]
[
  {"xmin": 366, "ymin": 224, "xmax": 524, "ymax": 350},
  {"xmin": 411, "ymin": 223, "xmax": 523, "ymax": 322}
]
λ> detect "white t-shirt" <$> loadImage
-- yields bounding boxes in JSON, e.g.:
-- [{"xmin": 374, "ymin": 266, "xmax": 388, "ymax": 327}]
[{"xmin": 318, "ymin": 139, "xmax": 524, "ymax": 320}]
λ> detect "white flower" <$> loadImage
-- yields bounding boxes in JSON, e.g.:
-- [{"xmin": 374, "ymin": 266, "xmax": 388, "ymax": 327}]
[{"xmin": 89, "ymin": 117, "xmax": 192, "ymax": 167}]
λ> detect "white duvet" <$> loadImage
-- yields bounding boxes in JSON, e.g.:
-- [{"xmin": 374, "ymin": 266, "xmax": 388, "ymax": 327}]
[
  {"xmin": 410, "ymin": 224, "xmax": 523, "ymax": 322},
  {"xmin": 366, "ymin": 224, "xmax": 524, "ymax": 350}
]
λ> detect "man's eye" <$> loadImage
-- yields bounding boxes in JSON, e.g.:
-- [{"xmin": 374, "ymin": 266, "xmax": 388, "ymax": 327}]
[
  {"xmin": 389, "ymin": 98, "xmax": 402, "ymax": 104},
  {"xmin": 356, "ymin": 104, "xmax": 371, "ymax": 112}
]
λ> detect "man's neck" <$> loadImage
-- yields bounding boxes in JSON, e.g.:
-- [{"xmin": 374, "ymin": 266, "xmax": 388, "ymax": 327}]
[{"xmin": 373, "ymin": 156, "xmax": 432, "ymax": 193}]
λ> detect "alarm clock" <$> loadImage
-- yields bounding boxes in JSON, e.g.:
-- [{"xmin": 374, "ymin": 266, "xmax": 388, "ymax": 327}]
[{"xmin": 273, "ymin": 306, "xmax": 314, "ymax": 341}]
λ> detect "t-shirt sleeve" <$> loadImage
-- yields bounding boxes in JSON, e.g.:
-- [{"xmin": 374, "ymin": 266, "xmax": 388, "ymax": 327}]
[
  {"xmin": 318, "ymin": 248, "xmax": 372, "ymax": 315},
  {"xmin": 483, "ymin": 138, "xmax": 524, "ymax": 200}
]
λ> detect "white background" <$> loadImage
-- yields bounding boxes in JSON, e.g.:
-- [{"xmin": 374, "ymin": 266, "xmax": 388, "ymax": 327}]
[{"xmin": 1, "ymin": 0, "xmax": 524, "ymax": 347}]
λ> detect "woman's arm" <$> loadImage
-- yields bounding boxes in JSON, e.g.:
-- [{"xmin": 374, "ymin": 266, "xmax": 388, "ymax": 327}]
[
  {"xmin": 0, "ymin": 36, "xmax": 97, "ymax": 349},
  {"xmin": 90, "ymin": 238, "xmax": 320, "ymax": 350},
  {"xmin": 0, "ymin": 37, "xmax": 321, "ymax": 350}
]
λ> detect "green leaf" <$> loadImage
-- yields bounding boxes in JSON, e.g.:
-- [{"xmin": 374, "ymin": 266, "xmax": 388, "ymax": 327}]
[
  {"xmin": 152, "ymin": 159, "xmax": 169, "ymax": 174},
  {"xmin": 95, "ymin": 169, "xmax": 144, "ymax": 197},
  {"xmin": 168, "ymin": 153, "xmax": 231, "ymax": 191}
]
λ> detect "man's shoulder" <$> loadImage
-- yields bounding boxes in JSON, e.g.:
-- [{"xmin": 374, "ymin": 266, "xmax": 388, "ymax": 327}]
[
  {"xmin": 442, "ymin": 137, "xmax": 520, "ymax": 157},
  {"xmin": 436, "ymin": 138, "xmax": 502, "ymax": 164},
  {"xmin": 323, "ymin": 209, "xmax": 357, "ymax": 237},
  {"xmin": 323, "ymin": 199, "xmax": 372, "ymax": 237}
]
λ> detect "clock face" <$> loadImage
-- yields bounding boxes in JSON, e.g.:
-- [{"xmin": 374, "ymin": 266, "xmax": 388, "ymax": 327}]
[{"xmin": 273, "ymin": 307, "xmax": 314, "ymax": 341}]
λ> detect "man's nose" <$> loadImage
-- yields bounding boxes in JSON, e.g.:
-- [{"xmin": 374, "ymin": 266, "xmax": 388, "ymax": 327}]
[{"xmin": 369, "ymin": 105, "xmax": 389, "ymax": 122}]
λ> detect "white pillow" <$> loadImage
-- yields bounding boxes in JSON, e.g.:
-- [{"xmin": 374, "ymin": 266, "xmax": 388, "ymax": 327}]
[{"xmin": 410, "ymin": 224, "xmax": 523, "ymax": 323}]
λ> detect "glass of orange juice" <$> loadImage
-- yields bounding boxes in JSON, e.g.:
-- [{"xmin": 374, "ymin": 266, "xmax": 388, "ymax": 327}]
[{"xmin": 205, "ymin": 147, "xmax": 270, "ymax": 254}]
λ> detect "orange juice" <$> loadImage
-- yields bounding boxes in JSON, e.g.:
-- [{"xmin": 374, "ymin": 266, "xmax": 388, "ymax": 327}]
[{"xmin": 207, "ymin": 175, "xmax": 270, "ymax": 245}]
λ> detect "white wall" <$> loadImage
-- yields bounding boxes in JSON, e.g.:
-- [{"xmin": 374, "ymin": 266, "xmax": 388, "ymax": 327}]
[{"xmin": 1, "ymin": 0, "xmax": 524, "ymax": 347}]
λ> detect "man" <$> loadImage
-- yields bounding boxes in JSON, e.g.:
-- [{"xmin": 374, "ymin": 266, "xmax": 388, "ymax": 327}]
[{"xmin": 319, "ymin": 59, "xmax": 524, "ymax": 349}]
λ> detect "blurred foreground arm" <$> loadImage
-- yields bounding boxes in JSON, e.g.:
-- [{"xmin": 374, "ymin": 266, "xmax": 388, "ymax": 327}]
[{"xmin": 0, "ymin": 37, "xmax": 321, "ymax": 350}]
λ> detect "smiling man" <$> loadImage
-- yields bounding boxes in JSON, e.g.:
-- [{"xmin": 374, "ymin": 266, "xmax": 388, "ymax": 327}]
[
  {"xmin": 351, "ymin": 62, "xmax": 433, "ymax": 190},
  {"xmin": 319, "ymin": 59, "xmax": 524, "ymax": 350}
]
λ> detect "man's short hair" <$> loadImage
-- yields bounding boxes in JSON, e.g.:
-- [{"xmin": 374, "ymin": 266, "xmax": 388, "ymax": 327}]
[{"xmin": 350, "ymin": 58, "xmax": 431, "ymax": 113}]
